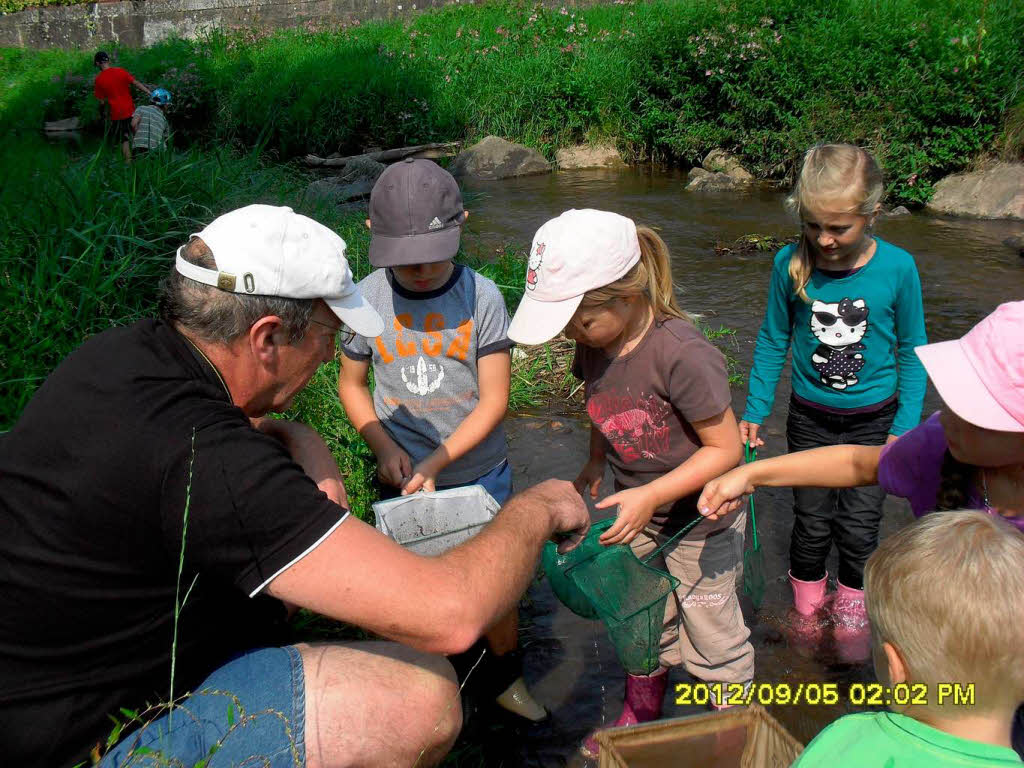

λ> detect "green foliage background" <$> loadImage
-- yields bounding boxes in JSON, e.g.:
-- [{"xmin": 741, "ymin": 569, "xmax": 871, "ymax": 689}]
[{"xmin": 3, "ymin": 0, "xmax": 1022, "ymax": 204}]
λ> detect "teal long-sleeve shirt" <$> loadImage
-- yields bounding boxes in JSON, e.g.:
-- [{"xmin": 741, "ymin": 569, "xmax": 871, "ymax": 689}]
[{"xmin": 742, "ymin": 238, "xmax": 928, "ymax": 436}]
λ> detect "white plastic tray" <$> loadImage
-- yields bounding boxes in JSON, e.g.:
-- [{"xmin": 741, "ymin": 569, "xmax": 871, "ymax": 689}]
[{"xmin": 372, "ymin": 484, "xmax": 500, "ymax": 556}]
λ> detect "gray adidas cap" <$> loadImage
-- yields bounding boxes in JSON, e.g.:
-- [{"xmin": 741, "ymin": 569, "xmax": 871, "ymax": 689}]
[{"xmin": 368, "ymin": 158, "xmax": 465, "ymax": 268}]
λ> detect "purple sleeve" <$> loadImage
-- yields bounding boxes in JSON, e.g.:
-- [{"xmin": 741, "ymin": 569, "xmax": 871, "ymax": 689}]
[{"xmin": 877, "ymin": 412, "xmax": 947, "ymax": 517}]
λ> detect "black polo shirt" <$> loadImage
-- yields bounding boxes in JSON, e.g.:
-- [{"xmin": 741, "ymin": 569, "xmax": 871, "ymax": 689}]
[{"xmin": 0, "ymin": 319, "xmax": 347, "ymax": 768}]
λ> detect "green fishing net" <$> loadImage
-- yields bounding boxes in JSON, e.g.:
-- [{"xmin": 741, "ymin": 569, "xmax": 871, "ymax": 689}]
[
  {"xmin": 568, "ymin": 545, "xmax": 680, "ymax": 675},
  {"xmin": 542, "ymin": 518, "xmax": 615, "ymax": 620},
  {"xmin": 743, "ymin": 444, "xmax": 767, "ymax": 609}
]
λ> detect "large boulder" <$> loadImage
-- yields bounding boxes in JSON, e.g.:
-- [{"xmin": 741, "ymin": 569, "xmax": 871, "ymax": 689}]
[
  {"xmin": 450, "ymin": 136, "xmax": 551, "ymax": 180},
  {"xmin": 686, "ymin": 167, "xmax": 737, "ymax": 191},
  {"xmin": 927, "ymin": 163, "xmax": 1024, "ymax": 220},
  {"xmin": 555, "ymin": 143, "xmax": 624, "ymax": 169},
  {"xmin": 702, "ymin": 149, "xmax": 754, "ymax": 183}
]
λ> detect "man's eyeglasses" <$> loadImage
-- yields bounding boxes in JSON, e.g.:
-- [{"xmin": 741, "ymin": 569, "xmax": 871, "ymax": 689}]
[{"xmin": 310, "ymin": 318, "xmax": 357, "ymax": 347}]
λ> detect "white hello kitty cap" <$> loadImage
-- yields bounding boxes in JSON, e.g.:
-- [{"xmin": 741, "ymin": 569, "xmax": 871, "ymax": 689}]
[{"xmin": 508, "ymin": 209, "xmax": 642, "ymax": 345}]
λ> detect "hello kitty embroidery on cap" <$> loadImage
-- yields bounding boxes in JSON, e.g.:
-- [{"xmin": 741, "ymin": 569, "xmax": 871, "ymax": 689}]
[
  {"xmin": 526, "ymin": 242, "xmax": 545, "ymax": 291},
  {"xmin": 507, "ymin": 209, "xmax": 642, "ymax": 345}
]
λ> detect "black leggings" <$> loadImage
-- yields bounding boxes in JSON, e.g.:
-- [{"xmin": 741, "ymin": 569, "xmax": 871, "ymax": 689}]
[{"xmin": 786, "ymin": 397, "xmax": 896, "ymax": 589}]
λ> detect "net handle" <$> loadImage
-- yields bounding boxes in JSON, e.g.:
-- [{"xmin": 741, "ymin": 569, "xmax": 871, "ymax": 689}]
[{"xmin": 745, "ymin": 442, "xmax": 759, "ymax": 551}]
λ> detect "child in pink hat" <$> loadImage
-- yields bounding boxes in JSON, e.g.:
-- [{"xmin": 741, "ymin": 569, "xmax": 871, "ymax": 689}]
[
  {"xmin": 700, "ymin": 301, "xmax": 1024, "ymax": 758},
  {"xmin": 509, "ymin": 209, "xmax": 750, "ymax": 758}
]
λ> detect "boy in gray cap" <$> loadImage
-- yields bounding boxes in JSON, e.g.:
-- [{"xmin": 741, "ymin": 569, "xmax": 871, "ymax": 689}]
[{"xmin": 338, "ymin": 158, "xmax": 547, "ymax": 722}]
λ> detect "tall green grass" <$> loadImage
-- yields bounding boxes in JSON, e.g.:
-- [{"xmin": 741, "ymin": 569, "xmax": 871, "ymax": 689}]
[
  {"xmin": 3, "ymin": 0, "xmax": 1022, "ymax": 203},
  {"xmin": 0, "ymin": 142, "xmax": 361, "ymax": 415},
  {"xmin": 0, "ymin": 143, "xmax": 375, "ymax": 508}
]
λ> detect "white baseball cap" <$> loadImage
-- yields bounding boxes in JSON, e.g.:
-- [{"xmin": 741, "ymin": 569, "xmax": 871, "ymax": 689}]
[
  {"xmin": 175, "ymin": 205, "xmax": 384, "ymax": 337},
  {"xmin": 508, "ymin": 209, "xmax": 641, "ymax": 345}
]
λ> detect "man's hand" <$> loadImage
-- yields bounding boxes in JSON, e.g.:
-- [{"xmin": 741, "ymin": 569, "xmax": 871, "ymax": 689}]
[
  {"xmin": 596, "ymin": 485, "xmax": 657, "ymax": 545},
  {"xmin": 378, "ymin": 444, "xmax": 413, "ymax": 488},
  {"xmin": 520, "ymin": 479, "xmax": 590, "ymax": 553},
  {"xmin": 738, "ymin": 420, "xmax": 764, "ymax": 449},
  {"xmin": 698, "ymin": 466, "xmax": 755, "ymax": 521},
  {"xmin": 573, "ymin": 457, "xmax": 605, "ymax": 500}
]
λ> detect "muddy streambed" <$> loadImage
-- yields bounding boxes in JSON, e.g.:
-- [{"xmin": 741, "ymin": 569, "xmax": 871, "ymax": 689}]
[{"xmin": 462, "ymin": 168, "xmax": 1024, "ymax": 766}]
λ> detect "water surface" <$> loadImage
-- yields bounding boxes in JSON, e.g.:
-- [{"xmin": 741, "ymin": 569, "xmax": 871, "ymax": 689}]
[{"xmin": 465, "ymin": 168, "xmax": 1024, "ymax": 765}]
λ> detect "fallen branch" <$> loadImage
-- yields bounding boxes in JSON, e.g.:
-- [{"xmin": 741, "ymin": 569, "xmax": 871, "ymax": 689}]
[
  {"xmin": 43, "ymin": 117, "xmax": 80, "ymax": 133},
  {"xmin": 304, "ymin": 141, "xmax": 461, "ymax": 167}
]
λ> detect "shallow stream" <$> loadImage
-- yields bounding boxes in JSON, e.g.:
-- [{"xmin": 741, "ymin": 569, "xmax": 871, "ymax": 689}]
[{"xmin": 461, "ymin": 168, "xmax": 1024, "ymax": 765}]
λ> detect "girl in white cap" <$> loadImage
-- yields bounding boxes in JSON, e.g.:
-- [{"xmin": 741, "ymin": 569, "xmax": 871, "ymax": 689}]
[{"xmin": 508, "ymin": 209, "xmax": 751, "ymax": 757}]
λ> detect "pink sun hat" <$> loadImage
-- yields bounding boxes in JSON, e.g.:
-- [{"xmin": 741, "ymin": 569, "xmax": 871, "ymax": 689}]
[
  {"xmin": 915, "ymin": 301, "xmax": 1024, "ymax": 433},
  {"xmin": 508, "ymin": 209, "xmax": 641, "ymax": 345}
]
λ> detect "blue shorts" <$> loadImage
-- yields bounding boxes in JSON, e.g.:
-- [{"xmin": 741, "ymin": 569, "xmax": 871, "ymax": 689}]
[
  {"xmin": 437, "ymin": 459, "xmax": 513, "ymax": 506},
  {"xmin": 99, "ymin": 646, "xmax": 305, "ymax": 768}
]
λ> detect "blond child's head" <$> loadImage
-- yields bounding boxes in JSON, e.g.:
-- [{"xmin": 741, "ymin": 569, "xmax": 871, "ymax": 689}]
[
  {"xmin": 785, "ymin": 144, "xmax": 884, "ymax": 302},
  {"xmin": 864, "ymin": 511, "xmax": 1024, "ymax": 718}
]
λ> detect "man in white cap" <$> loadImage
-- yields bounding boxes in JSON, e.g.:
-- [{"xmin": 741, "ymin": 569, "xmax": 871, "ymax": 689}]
[{"xmin": 0, "ymin": 205, "xmax": 588, "ymax": 768}]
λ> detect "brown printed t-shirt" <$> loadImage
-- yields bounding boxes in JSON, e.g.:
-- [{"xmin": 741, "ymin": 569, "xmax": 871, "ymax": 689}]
[{"xmin": 573, "ymin": 317, "xmax": 732, "ymax": 533}]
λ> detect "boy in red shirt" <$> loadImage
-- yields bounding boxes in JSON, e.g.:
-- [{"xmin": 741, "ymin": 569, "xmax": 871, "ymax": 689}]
[{"xmin": 93, "ymin": 51, "xmax": 151, "ymax": 161}]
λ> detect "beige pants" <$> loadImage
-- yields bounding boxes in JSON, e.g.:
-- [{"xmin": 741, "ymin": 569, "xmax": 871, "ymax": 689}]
[{"xmin": 630, "ymin": 511, "xmax": 754, "ymax": 688}]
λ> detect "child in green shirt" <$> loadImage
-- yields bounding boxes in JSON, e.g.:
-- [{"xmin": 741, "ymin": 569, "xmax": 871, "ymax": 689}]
[{"xmin": 793, "ymin": 510, "xmax": 1024, "ymax": 767}]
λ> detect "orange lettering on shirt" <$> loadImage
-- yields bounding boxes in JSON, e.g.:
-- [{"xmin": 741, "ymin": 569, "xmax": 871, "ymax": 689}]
[
  {"xmin": 446, "ymin": 318, "xmax": 474, "ymax": 360},
  {"xmin": 375, "ymin": 337, "xmax": 394, "ymax": 364},
  {"xmin": 422, "ymin": 313, "xmax": 445, "ymax": 356},
  {"xmin": 395, "ymin": 314, "xmax": 417, "ymax": 357}
]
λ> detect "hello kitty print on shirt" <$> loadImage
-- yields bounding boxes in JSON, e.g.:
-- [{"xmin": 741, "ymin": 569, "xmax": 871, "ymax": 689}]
[
  {"xmin": 526, "ymin": 242, "xmax": 545, "ymax": 291},
  {"xmin": 809, "ymin": 297, "xmax": 869, "ymax": 391}
]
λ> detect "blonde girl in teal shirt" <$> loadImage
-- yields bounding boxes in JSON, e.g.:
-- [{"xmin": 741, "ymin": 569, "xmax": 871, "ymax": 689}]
[{"xmin": 740, "ymin": 144, "xmax": 927, "ymax": 659}]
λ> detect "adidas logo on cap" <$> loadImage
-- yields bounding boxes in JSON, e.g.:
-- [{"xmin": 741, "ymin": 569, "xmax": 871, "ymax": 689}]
[{"xmin": 428, "ymin": 216, "xmax": 443, "ymax": 230}]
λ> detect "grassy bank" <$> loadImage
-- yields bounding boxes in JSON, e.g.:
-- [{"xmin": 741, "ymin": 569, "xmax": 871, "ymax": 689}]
[{"xmin": 3, "ymin": 0, "xmax": 1023, "ymax": 204}]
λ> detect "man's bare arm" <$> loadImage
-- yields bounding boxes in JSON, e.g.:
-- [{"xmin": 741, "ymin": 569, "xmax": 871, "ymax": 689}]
[{"xmin": 267, "ymin": 479, "xmax": 589, "ymax": 654}]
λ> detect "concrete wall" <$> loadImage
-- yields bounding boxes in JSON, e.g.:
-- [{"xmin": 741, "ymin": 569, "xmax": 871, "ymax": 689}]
[{"xmin": 0, "ymin": 0, "xmax": 596, "ymax": 49}]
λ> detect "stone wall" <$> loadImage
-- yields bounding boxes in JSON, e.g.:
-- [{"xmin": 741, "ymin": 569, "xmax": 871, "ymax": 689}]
[{"xmin": 0, "ymin": 0, "xmax": 596, "ymax": 49}]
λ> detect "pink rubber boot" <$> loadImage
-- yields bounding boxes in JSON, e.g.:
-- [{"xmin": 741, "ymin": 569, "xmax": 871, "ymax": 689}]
[
  {"xmin": 580, "ymin": 667, "xmax": 668, "ymax": 759},
  {"xmin": 789, "ymin": 571, "xmax": 828, "ymax": 615},
  {"xmin": 830, "ymin": 581, "xmax": 871, "ymax": 663},
  {"xmin": 786, "ymin": 571, "xmax": 829, "ymax": 652}
]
